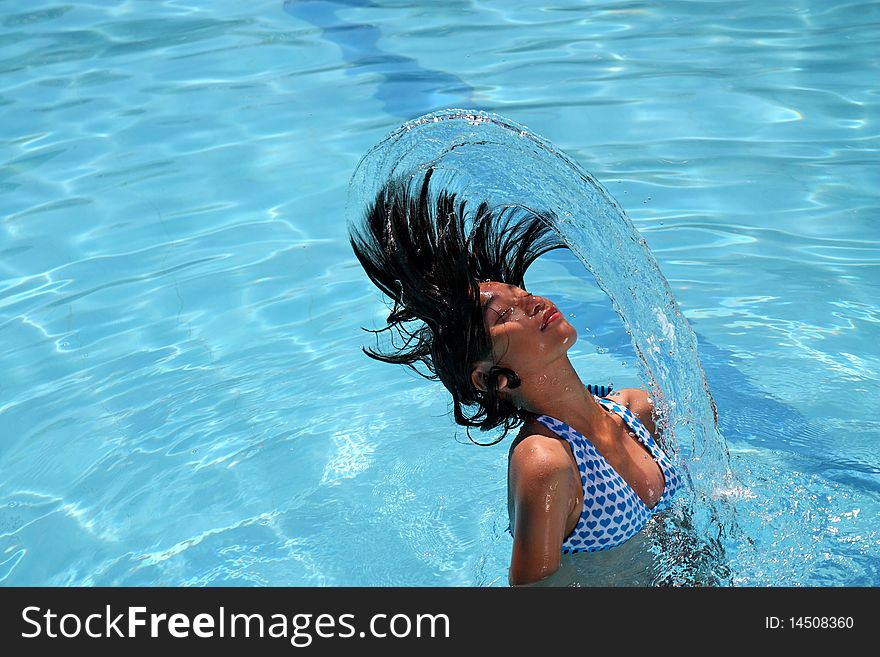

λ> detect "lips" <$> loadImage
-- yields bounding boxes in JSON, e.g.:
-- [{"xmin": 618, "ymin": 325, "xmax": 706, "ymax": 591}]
[{"xmin": 541, "ymin": 306, "xmax": 560, "ymax": 330}]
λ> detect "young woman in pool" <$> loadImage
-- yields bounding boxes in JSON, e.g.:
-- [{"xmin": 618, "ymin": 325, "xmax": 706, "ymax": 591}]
[{"xmin": 348, "ymin": 168, "xmax": 682, "ymax": 586}]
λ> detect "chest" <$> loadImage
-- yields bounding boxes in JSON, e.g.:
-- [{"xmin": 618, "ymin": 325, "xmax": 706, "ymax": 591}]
[
  {"xmin": 597, "ymin": 420, "xmax": 666, "ymax": 509},
  {"xmin": 507, "ymin": 412, "xmax": 666, "ymax": 533}
]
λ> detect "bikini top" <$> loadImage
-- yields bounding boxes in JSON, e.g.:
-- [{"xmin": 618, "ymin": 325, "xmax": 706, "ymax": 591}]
[{"xmin": 533, "ymin": 395, "xmax": 682, "ymax": 554}]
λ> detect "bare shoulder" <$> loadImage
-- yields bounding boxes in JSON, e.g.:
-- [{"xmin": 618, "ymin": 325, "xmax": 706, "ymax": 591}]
[
  {"xmin": 508, "ymin": 423, "xmax": 575, "ymax": 503},
  {"xmin": 612, "ymin": 387, "xmax": 654, "ymax": 410},
  {"xmin": 508, "ymin": 431, "xmax": 572, "ymax": 485}
]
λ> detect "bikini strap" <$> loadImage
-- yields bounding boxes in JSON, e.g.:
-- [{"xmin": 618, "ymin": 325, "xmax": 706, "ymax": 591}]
[{"xmin": 586, "ymin": 383, "xmax": 614, "ymax": 397}]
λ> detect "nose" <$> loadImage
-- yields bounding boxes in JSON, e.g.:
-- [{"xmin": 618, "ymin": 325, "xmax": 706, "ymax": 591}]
[{"xmin": 527, "ymin": 295, "xmax": 546, "ymax": 318}]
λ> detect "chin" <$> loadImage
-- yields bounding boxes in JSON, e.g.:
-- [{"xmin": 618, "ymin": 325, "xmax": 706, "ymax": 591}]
[{"xmin": 560, "ymin": 324, "xmax": 578, "ymax": 347}]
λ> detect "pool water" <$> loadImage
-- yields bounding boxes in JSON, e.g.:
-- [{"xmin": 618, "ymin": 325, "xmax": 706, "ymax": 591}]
[{"xmin": 1, "ymin": 0, "xmax": 877, "ymax": 585}]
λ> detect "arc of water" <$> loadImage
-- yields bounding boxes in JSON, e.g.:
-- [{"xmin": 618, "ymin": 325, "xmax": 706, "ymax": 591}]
[{"xmin": 348, "ymin": 109, "xmax": 742, "ymax": 585}]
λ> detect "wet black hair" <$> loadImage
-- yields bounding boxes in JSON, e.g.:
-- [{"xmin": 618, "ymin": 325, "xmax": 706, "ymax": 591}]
[{"xmin": 348, "ymin": 167, "xmax": 568, "ymax": 445}]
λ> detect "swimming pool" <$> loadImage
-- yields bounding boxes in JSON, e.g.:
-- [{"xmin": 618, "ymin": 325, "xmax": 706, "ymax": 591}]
[{"xmin": 1, "ymin": 0, "xmax": 877, "ymax": 586}]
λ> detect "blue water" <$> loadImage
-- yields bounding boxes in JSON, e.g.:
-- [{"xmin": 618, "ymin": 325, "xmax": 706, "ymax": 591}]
[{"xmin": 1, "ymin": 1, "xmax": 877, "ymax": 586}]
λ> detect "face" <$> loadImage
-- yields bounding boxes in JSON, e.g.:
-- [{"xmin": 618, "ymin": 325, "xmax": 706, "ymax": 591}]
[{"xmin": 470, "ymin": 280, "xmax": 577, "ymax": 395}]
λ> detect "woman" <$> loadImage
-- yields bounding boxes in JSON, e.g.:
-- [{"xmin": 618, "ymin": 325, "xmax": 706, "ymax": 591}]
[{"xmin": 348, "ymin": 168, "xmax": 682, "ymax": 586}]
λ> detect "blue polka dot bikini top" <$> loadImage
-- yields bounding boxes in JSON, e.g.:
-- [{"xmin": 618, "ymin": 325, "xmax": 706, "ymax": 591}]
[{"xmin": 533, "ymin": 394, "xmax": 683, "ymax": 554}]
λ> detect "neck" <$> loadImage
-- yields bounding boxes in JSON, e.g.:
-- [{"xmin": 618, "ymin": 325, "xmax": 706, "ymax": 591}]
[{"xmin": 515, "ymin": 355, "xmax": 607, "ymax": 431}]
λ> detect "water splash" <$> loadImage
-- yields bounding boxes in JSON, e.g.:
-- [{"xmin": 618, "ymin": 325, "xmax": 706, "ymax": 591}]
[{"xmin": 347, "ymin": 109, "xmax": 742, "ymax": 585}]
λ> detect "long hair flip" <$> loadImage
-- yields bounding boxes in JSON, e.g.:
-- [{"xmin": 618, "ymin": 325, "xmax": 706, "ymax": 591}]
[{"xmin": 348, "ymin": 167, "xmax": 568, "ymax": 443}]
